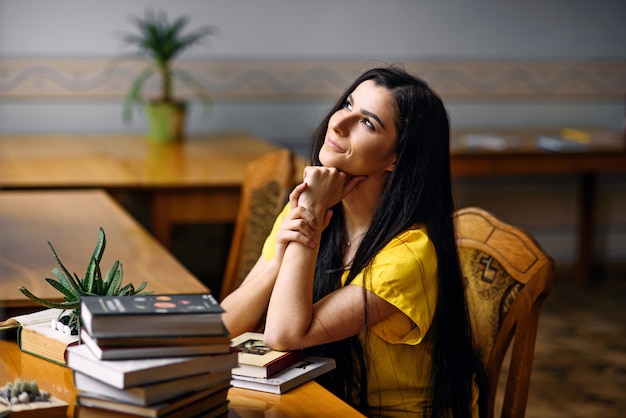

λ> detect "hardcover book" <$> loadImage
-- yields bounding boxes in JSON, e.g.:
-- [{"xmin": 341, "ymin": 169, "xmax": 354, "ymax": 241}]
[
  {"xmin": 19, "ymin": 320, "xmax": 79, "ymax": 366},
  {"xmin": 75, "ymin": 402, "xmax": 228, "ymax": 418},
  {"xmin": 0, "ymin": 308, "xmax": 79, "ymax": 366},
  {"xmin": 73, "ymin": 369, "xmax": 231, "ymax": 406},
  {"xmin": 66, "ymin": 344, "xmax": 238, "ymax": 389},
  {"xmin": 87, "ymin": 333, "xmax": 230, "ymax": 348},
  {"xmin": 76, "ymin": 383, "xmax": 229, "ymax": 418},
  {"xmin": 80, "ymin": 293, "xmax": 225, "ymax": 338},
  {"xmin": 231, "ymin": 332, "xmax": 303, "ymax": 378},
  {"xmin": 80, "ymin": 329, "xmax": 231, "ymax": 360},
  {"xmin": 231, "ymin": 356, "xmax": 336, "ymax": 394}
]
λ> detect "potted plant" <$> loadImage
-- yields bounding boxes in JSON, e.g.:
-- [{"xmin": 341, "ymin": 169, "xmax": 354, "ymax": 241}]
[
  {"xmin": 18, "ymin": 227, "xmax": 152, "ymax": 332},
  {"xmin": 115, "ymin": 9, "xmax": 215, "ymax": 142}
]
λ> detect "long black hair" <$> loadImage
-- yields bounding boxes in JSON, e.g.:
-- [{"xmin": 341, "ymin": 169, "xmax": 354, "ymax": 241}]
[{"xmin": 306, "ymin": 66, "xmax": 475, "ymax": 417}]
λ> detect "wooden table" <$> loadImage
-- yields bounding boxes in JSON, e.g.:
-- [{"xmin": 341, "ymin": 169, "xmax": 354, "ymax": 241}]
[
  {"xmin": 0, "ymin": 189, "xmax": 208, "ymax": 318},
  {"xmin": 0, "ymin": 134, "xmax": 280, "ymax": 248},
  {"xmin": 0, "ymin": 339, "xmax": 364, "ymax": 417},
  {"xmin": 450, "ymin": 128, "xmax": 626, "ymax": 285},
  {"xmin": 0, "ymin": 189, "xmax": 363, "ymax": 416}
]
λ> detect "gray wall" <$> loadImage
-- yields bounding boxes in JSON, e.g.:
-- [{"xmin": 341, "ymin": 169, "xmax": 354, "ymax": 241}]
[
  {"xmin": 1, "ymin": 0, "xmax": 625, "ymax": 138},
  {"xmin": 3, "ymin": 1, "xmax": 625, "ymax": 58}
]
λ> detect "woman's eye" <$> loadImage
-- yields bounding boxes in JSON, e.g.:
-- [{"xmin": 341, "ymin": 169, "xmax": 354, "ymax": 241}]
[
  {"xmin": 344, "ymin": 100, "xmax": 353, "ymax": 111},
  {"xmin": 362, "ymin": 119, "xmax": 374, "ymax": 130}
]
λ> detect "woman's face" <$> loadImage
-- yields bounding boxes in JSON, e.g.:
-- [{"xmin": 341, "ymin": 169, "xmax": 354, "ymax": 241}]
[{"xmin": 319, "ymin": 80, "xmax": 398, "ymax": 177}]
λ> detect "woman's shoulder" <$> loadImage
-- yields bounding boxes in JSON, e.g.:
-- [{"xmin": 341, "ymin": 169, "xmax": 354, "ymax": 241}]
[
  {"xmin": 380, "ymin": 225, "xmax": 436, "ymax": 258},
  {"xmin": 365, "ymin": 226, "xmax": 438, "ymax": 282}
]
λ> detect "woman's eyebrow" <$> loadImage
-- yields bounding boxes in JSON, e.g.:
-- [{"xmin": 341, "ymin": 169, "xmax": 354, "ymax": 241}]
[{"xmin": 348, "ymin": 93, "xmax": 386, "ymax": 130}]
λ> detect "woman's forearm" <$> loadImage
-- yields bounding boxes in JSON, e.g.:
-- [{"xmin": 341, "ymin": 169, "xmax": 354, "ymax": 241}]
[
  {"xmin": 221, "ymin": 258, "xmax": 279, "ymax": 337},
  {"xmin": 263, "ymin": 239, "xmax": 319, "ymax": 350}
]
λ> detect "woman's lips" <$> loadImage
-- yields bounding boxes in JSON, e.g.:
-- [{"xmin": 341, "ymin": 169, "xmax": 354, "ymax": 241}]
[{"xmin": 325, "ymin": 138, "xmax": 346, "ymax": 152}]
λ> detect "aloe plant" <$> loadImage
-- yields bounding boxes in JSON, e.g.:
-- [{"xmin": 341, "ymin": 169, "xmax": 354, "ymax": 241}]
[{"xmin": 18, "ymin": 227, "xmax": 152, "ymax": 330}]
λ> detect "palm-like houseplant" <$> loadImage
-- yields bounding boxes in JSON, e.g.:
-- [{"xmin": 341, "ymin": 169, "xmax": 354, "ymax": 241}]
[
  {"xmin": 18, "ymin": 227, "xmax": 152, "ymax": 331},
  {"xmin": 116, "ymin": 9, "xmax": 215, "ymax": 142}
]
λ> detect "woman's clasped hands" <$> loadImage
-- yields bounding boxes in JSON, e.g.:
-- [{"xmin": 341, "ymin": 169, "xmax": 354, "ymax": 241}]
[{"xmin": 275, "ymin": 166, "xmax": 367, "ymax": 256}]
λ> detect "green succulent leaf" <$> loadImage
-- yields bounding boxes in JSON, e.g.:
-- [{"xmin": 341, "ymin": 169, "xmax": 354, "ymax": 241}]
[
  {"xmin": 134, "ymin": 281, "xmax": 149, "ymax": 294},
  {"xmin": 118, "ymin": 283, "xmax": 135, "ymax": 295},
  {"xmin": 72, "ymin": 273, "xmax": 88, "ymax": 294},
  {"xmin": 84, "ymin": 227, "xmax": 106, "ymax": 292},
  {"xmin": 123, "ymin": 66, "xmax": 156, "ymax": 122},
  {"xmin": 44, "ymin": 278, "xmax": 79, "ymax": 302},
  {"xmin": 51, "ymin": 266, "xmax": 83, "ymax": 297},
  {"xmin": 104, "ymin": 261, "xmax": 122, "ymax": 295},
  {"xmin": 83, "ymin": 260, "xmax": 97, "ymax": 294},
  {"xmin": 172, "ymin": 68, "xmax": 212, "ymax": 109},
  {"xmin": 48, "ymin": 242, "xmax": 83, "ymax": 294},
  {"xmin": 18, "ymin": 287, "xmax": 80, "ymax": 311}
]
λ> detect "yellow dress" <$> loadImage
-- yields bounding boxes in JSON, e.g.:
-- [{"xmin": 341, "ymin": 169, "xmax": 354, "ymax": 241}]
[{"xmin": 262, "ymin": 206, "xmax": 441, "ymax": 417}]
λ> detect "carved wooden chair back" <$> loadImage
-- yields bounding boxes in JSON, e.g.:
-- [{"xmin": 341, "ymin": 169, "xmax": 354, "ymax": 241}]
[
  {"xmin": 455, "ymin": 206, "xmax": 555, "ymax": 418},
  {"xmin": 220, "ymin": 149, "xmax": 295, "ymax": 301}
]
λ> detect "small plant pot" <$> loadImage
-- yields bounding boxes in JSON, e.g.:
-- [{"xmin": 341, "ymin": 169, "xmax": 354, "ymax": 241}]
[{"xmin": 146, "ymin": 101, "xmax": 187, "ymax": 142}]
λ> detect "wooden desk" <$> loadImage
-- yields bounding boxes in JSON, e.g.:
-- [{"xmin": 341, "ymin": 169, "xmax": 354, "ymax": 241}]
[
  {"xmin": 0, "ymin": 190, "xmax": 363, "ymax": 416},
  {"xmin": 0, "ymin": 339, "xmax": 364, "ymax": 417},
  {"xmin": 0, "ymin": 134, "xmax": 280, "ymax": 248},
  {"xmin": 0, "ymin": 190, "xmax": 208, "ymax": 318},
  {"xmin": 450, "ymin": 128, "xmax": 626, "ymax": 285}
]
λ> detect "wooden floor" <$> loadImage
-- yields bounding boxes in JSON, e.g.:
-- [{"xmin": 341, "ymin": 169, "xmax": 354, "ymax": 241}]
[{"xmin": 519, "ymin": 265, "xmax": 626, "ymax": 418}]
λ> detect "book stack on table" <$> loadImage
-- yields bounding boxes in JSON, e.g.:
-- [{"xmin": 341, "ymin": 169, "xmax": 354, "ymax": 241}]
[
  {"xmin": 67, "ymin": 294, "xmax": 237, "ymax": 418},
  {"xmin": 230, "ymin": 332, "xmax": 336, "ymax": 394}
]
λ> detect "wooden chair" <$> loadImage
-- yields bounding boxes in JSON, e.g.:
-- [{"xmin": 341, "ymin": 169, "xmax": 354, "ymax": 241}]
[
  {"xmin": 220, "ymin": 149, "xmax": 296, "ymax": 301},
  {"xmin": 455, "ymin": 207, "xmax": 555, "ymax": 418}
]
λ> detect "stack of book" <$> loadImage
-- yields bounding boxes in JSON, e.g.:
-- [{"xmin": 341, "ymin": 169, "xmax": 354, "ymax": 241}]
[
  {"xmin": 230, "ymin": 332, "xmax": 336, "ymax": 394},
  {"xmin": 67, "ymin": 294, "xmax": 237, "ymax": 418}
]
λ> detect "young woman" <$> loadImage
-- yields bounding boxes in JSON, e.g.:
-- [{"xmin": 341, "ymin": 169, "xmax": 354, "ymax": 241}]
[{"xmin": 221, "ymin": 66, "xmax": 477, "ymax": 418}]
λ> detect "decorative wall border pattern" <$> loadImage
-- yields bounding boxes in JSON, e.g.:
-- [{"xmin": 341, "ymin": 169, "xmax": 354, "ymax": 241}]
[{"xmin": 1, "ymin": 59, "xmax": 624, "ymax": 100}]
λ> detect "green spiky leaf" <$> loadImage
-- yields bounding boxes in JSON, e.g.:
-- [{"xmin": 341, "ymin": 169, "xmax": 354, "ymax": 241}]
[
  {"xmin": 134, "ymin": 281, "xmax": 149, "ymax": 294},
  {"xmin": 51, "ymin": 267, "xmax": 84, "ymax": 299},
  {"xmin": 104, "ymin": 261, "xmax": 122, "ymax": 295},
  {"xmin": 18, "ymin": 287, "xmax": 79, "ymax": 311},
  {"xmin": 48, "ymin": 243, "xmax": 83, "ymax": 295},
  {"xmin": 44, "ymin": 278, "xmax": 79, "ymax": 302},
  {"xmin": 84, "ymin": 227, "xmax": 107, "ymax": 293},
  {"xmin": 122, "ymin": 66, "xmax": 156, "ymax": 122}
]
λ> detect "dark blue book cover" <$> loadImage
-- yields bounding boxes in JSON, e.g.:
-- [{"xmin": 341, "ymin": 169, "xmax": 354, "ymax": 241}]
[{"xmin": 81, "ymin": 294, "xmax": 223, "ymax": 316}]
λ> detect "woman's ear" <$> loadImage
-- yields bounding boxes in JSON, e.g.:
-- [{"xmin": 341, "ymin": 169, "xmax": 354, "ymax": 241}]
[{"xmin": 385, "ymin": 155, "xmax": 397, "ymax": 172}]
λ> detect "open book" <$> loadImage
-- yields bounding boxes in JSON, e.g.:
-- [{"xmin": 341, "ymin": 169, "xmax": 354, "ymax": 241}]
[{"xmin": 0, "ymin": 308, "xmax": 79, "ymax": 365}]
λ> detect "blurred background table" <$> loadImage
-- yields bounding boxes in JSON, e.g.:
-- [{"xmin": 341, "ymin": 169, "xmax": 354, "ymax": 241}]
[
  {"xmin": 450, "ymin": 127, "xmax": 626, "ymax": 285},
  {"xmin": 0, "ymin": 133, "xmax": 280, "ymax": 249}
]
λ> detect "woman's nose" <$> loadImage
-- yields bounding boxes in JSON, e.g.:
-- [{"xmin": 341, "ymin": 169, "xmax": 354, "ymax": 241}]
[{"xmin": 330, "ymin": 113, "xmax": 350, "ymax": 136}]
